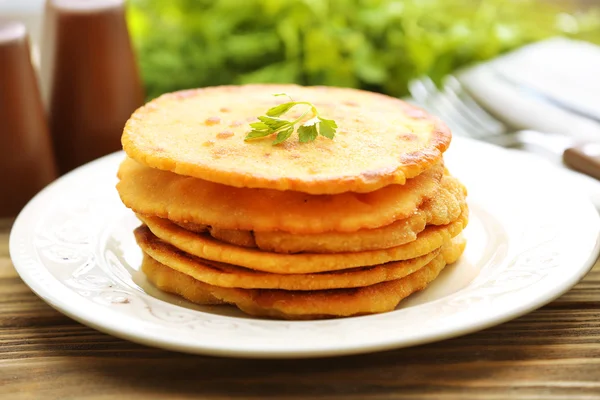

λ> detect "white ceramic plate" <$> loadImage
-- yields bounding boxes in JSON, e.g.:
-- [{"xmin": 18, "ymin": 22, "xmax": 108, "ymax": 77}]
[{"xmin": 10, "ymin": 137, "xmax": 600, "ymax": 358}]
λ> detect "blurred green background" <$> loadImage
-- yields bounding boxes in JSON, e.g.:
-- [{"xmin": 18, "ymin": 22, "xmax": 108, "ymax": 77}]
[{"xmin": 126, "ymin": 0, "xmax": 600, "ymax": 101}]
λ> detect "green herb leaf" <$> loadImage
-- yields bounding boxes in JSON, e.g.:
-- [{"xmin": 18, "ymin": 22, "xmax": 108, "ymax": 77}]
[
  {"xmin": 266, "ymin": 102, "xmax": 295, "ymax": 117},
  {"xmin": 272, "ymin": 126, "xmax": 294, "ymax": 145},
  {"xmin": 318, "ymin": 116, "xmax": 338, "ymax": 129},
  {"xmin": 245, "ymin": 129, "xmax": 274, "ymax": 140},
  {"xmin": 318, "ymin": 116, "xmax": 337, "ymax": 139},
  {"xmin": 298, "ymin": 123, "xmax": 318, "ymax": 143},
  {"xmin": 249, "ymin": 121, "xmax": 270, "ymax": 129},
  {"xmin": 245, "ymin": 94, "xmax": 337, "ymax": 144},
  {"xmin": 258, "ymin": 115, "xmax": 291, "ymax": 131}
]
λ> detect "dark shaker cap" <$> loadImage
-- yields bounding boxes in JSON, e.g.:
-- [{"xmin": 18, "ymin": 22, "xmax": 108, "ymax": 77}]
[{"xmin": 48, "ymin": 0, "xmax": 124, "ymax": 12}]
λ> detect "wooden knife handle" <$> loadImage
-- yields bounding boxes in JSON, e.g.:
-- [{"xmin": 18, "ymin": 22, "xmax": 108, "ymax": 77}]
[{"xmin": 563, "ymin": 143, "xmax": 600, "ymax": 181}]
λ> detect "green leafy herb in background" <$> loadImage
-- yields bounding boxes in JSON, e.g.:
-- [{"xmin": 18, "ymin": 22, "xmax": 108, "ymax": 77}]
[
  {"xmin": 246, "ymin": 94, "xmax": 337, "ymax": 144},
  {"xmin": 126, "ymin": 0, "xmax": 600, "ymax": 101}
]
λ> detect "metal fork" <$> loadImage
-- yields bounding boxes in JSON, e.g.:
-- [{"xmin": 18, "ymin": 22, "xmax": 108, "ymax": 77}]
[{"xmin": 407, "ymin": 75, "xmax": 600, "ymax": 179}]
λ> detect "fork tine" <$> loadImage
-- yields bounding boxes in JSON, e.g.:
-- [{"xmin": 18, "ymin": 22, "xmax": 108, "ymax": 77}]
[
  {"xmin": 415, "ymin": 77, "xmax": 491, "ymax": 138},
  {"xmin": 420, "ymin": 76, "xmax": 439, "ymax": 96},
  {"xmin": 407, "ymin": 78, "xmax": 431, "ymax": 104},
  {"xmin": 443, "ymin": 76, "xmax": 506, "ymax": 136},
  {"xmin": 408, "ymin": 78, "xmax": 477, "ymax": 138},
  {"xmin": 410, "ymin": 98, "xmax": 470, "ymax": 137}
]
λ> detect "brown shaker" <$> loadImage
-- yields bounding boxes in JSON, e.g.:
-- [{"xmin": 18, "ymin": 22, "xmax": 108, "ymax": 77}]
[
  {"xmin": 0, "ymin": 21, "xmax": 58, "ymax": 217},
  {"xmin": 41, "ymin": 0, "xmax": 144, "ymax": 174}
]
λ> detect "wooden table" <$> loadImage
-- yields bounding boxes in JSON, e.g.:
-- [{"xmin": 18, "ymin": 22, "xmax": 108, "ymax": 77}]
[{"xmin": 1, "ymin": 217, "xmax": 599, "ymax": 399}]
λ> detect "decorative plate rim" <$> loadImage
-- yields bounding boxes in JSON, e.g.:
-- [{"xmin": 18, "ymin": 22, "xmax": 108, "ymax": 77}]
[{"xmin": 9, "ymin": 137, "xmax": 600, "ymax": 358}]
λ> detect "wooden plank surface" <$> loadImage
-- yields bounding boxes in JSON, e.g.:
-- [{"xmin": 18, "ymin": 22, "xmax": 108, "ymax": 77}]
[{"xmin": 1, "ymin": 217, "xmax": 600, "ymax": 400}]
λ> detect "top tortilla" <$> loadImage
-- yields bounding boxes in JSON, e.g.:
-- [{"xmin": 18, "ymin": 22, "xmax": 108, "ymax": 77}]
[{"xmin": 122, "ymin": 84, "xmax": 451, "ymax": 194}]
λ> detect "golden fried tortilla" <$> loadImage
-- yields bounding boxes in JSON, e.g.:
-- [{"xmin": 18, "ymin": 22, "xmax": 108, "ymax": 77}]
[
  {"xmin": 137, "ymin": 207, "xmax": 468, "ymax": 274},
  {"xmin": 135, "ymin": 224, "xmax": 444, "ymax": 290},
  {"xmin": 117, "ymin": 158, "xmax": 444, "ymax": 234},
  {"xmin": 122, "ymin": 84, "xmax": 451, "ymax": 194},
  {"xmin": 142, "ymin": 251, "xmax": 456, "ymax": 320},
  {"xmin": 441, "ymin": 234, "xmax": 467, "ymax": 265},
  {"xmin": 172, "ymin": 173, "xmax": 467, "ymax": 253}
]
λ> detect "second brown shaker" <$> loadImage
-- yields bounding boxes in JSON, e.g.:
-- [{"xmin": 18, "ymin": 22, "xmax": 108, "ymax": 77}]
[{"xmin": 41, "ymin": 0, "xmax": 144, "ymax": 174}]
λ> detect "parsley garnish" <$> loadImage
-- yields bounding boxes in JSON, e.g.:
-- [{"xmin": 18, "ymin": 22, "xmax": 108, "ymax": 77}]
[{"xmin": 245, "ymin": 94, "xmax": 338, "ymax": 145}]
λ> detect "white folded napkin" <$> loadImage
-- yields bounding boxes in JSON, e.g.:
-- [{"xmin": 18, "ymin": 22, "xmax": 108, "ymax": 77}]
[{"xmin": 457, "ymin": 37, "xmax": 600, "ymax": 143}]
